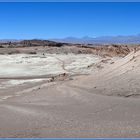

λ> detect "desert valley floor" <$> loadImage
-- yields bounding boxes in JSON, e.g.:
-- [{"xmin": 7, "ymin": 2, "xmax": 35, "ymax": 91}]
[{"xmin": 0, "ymin": 44, "xmax": 140, "ymax": 137}]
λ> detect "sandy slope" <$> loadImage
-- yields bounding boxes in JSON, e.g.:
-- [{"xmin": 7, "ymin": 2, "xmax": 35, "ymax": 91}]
[
  {"xmin": 73, "ymin": 50, "xmax": 140, "ymax": 97},
  {"xmin": 0, "ymin": 50, "xmax": 140, "ymax": 137}
]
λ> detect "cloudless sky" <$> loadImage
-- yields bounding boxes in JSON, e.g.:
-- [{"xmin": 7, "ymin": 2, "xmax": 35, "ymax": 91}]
[
  {"xmin": 0, "ymin": 0, "xmax": 140, "ymax": 1},
  {"xmin": 0, "ymin": 2, "xmax": 140, "ymax": 39}
]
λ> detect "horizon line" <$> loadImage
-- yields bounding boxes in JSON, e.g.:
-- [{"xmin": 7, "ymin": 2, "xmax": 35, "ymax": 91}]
[{"xmin": 0, "ymin": 33, "xmax": 140, "ymax": 40}]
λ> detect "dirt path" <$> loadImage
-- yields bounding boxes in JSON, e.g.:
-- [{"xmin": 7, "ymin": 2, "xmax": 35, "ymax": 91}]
[{"xmin": 54, "ymin": 56, "xmax": 80, "ymax": 75}]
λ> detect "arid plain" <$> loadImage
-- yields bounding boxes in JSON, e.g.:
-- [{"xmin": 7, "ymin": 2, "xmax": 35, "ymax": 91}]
[{"xmin": 0, "ymin": 40, "xmax": 140, "ymax": 137}]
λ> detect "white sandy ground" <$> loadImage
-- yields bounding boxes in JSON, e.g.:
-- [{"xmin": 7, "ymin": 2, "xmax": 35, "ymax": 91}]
[
  {"xmin": 1, "ymin": 51, "xmax": 140, "ymax": 137},
  {"xmin": 0, "ymin": 53, "xmax": 104, "ymax": 89},
  {"xmin": 0, "ymin": 54, "xmax": 101, "ymax": 78},
  {"xmin": 0, "ymin": 79, "xmax": 47, "ymax": 89}
]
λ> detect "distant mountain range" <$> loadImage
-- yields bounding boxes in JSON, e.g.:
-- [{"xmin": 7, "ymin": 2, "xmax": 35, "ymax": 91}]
[
  {"xmin": 0, "ymin": 39, "xmax": 20, "ymax": 43},
  {"xmin": 50, "ymin": 34, "xmax": 140, "ymax": 44},
  {"xmin": 1, "ymin": 34, "xmax": 140, "ymax": 44}
]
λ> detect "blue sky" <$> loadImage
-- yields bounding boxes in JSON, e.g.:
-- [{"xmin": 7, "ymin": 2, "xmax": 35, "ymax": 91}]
[{"xmin": 0, "ymin": 2, "xmax": 140, "ymax": 39}]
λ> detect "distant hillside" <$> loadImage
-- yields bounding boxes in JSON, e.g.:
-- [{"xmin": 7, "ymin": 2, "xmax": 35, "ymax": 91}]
[
  {"xmin": 1, "ymin": 34, "xmax": 140, "ymax": 45},
  {"xmin": 0, "ymin": 39, "xmax": 71, "ymax": 48}
]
